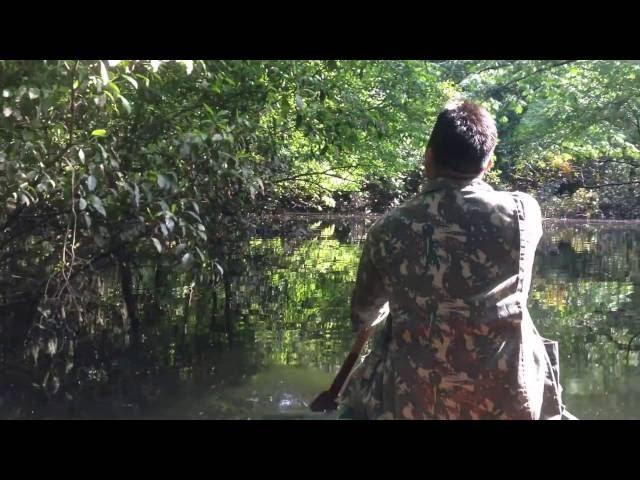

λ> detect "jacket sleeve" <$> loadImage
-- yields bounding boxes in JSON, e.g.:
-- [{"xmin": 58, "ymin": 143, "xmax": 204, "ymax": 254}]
[{"xmin": 350, "ymin": 223, "xmax": 390, "ymax": 332}]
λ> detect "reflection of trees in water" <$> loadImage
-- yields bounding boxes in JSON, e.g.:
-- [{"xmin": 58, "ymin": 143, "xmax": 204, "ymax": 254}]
[
  {"xmin": 0, "ymin": 217, "xmax": 369, "ymax": 418},
  {"xmin": 537, "ymin": 221, "xmax": 640, "ymax": 281},
  {"xmin": 4, "ymin": 218, "xmax": 640, "ymax": 418},
  {"xmin": 532, "ymin": 221, "xmax": 640, "ymax": 418}
]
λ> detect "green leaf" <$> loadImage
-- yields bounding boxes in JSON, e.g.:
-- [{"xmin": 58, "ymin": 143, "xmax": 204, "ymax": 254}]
[
  {"xmin": 89, "ymin": 194, "xmax": 106, "ymax": 217},
  {"xmin": 185, "ymin": 210, "xmax": 202, "ymax": 223},
  {"xmin": 106, "ymin": 81, "xmax": 121, "ymax": 97},
  {"xmin": 97, "ymin": 143, "xmax": 108, "ymax": 160},
  {"xmin": 103, "ymin": 90, "xmax": 115, "ymax": 104},
  {"xmin": 122, "ymin": 74, "xmax": 139, "ymax": 90},
  {"xmin": 78, "ymin": 148, "xmax": 85, "ymax": 163},
  {"xmin": 157, "ymin": 173, "xmax": 168, "ymax": 189},
  {"xmin": 151, "ymin": 237, "xmax": 163, "ymax": 253},
  {"xmin": 78, "ymin": 197, "xmax": 87, "ymax": 211},
  {"xmin": 133, "ymin": 183, "xmax": 140, "ymax": 207},
  {"xmin": 181, "ymin": 252, "xmax": 195, "ymax": 270},
  {"xmin": 119, "ymin": 95, "xmax": 131, "ymax": 114},
  {"xmin": 203, "ymin": 104, "xmax": 214, "ymax": 117},
  {"xmin": 100, "ymin": 61, "xmax": 110, "ymax": 86},
  {"xmin": 87, "ymin": 175, "xmax": 97, "ymax": 191},
  {"xmin": 91, "ymin": 129, "xmax": 107, "ymax": 137},
  {"xmin": 28, "ymin": 88, "xmax": 40, "ymax": 100},
  {"xmin": 281, "ymin": 99, "xmax": 290, "ymax": 117}
]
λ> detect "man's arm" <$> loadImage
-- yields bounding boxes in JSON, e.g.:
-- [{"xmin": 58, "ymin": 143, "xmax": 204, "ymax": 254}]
[{"xmin": 351, "ymin": 226, "xmax": 390, "ymax": 332}]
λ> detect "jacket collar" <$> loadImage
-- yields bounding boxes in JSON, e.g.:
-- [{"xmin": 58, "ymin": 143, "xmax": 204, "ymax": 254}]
[{"xmin": 422, "ymin": 175, "xmax": 494, "ymax": 194}]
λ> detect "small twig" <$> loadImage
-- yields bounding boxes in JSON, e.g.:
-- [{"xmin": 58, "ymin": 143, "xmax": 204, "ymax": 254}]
[
  {"xmin": 499, "ymin": 61, "xmax": 576, "ymax": 90},
  {"xmin": 582, "ymin": 180, "xmax": 640, "ymax": 189}
]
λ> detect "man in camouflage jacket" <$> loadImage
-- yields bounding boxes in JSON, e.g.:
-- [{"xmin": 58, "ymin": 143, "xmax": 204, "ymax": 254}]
[{"xmin": 340, "ymin": 101, "xmax": 566, "ymax": 420}]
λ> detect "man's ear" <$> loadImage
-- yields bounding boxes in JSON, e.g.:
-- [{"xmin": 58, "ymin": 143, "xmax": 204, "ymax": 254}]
[
  {"xmin": 425, "ymin": 148, "xmax": 433, "ymax": 164},
  {"xmin": 425, "ymin": 148, "xmax": 436, "ymax": 179},
  {"xmin": 485, "ymin": 156, "xmax": 494, "ymax": 173}
]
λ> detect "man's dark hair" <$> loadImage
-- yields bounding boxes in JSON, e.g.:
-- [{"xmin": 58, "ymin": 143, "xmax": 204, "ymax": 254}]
[{"xmin": 427, "ymin": 101, "xmax": 497, "ymax": 176}]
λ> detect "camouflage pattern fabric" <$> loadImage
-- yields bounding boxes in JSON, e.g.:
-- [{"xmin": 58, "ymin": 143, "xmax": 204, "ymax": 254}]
[{"xmin": 339, "ymin": 176, "xmax": 564, "ymax": 420}]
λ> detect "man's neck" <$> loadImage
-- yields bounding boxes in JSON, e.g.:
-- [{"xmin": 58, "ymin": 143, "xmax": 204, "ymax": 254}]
[{"xmin": 427, "ymin": 170, "xmax": 485, "ymax": 182}]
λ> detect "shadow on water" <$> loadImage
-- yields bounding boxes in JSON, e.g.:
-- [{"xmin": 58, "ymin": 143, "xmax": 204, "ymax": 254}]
[{"xmin": 2, "ymin": 216, "xmax": 640, "ymax": 419}]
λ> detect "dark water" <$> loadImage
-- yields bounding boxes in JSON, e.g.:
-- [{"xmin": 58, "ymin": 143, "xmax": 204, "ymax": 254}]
[{"xmin": 2, "ymin": 216, "xmax": 640, "ymax": 419}]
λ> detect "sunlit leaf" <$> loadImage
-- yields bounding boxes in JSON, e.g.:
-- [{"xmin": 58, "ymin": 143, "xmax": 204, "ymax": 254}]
[
  {"xmin": 181, "ymin": 252, "xmax": 195, "ymax": 270},
  {"xmin": 157, "ymin": 174, "xmax": 168, "ymax": 189},
  {"xmin": 151, "ymin": 237, "xmax": 163, "ymax": 253},
  {"xmin": 122, "ymin": 74, "xmax": 139, "ymax": 90},
  {"xmin": 99, "ymin": 61, "xmax": 110, "ymax": 85},
  {"xmin": 119, "ymin": 95, "xmax": 132, "ymax": 114},
  {"xmin": 89, "ymin": 194, "xmax": 106, "ymax": 217}
]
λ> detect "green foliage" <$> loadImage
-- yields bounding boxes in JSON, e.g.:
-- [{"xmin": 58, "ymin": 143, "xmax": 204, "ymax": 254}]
[{"xmin": 4, "ymin": 60, "xmax": 640, "ymax": 418}]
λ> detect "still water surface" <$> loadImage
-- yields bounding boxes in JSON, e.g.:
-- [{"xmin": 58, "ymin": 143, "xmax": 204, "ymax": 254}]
[{"xmin": 2, "ymin": 217, "xmax": 640, "ymax": 419}]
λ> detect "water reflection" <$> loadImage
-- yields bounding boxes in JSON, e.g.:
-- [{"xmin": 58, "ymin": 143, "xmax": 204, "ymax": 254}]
[
  {"xmin": 531, "ymin": 221, "xmax": 640, "ymax": 419},
  {"xmin": 2, "ymin": 217, "xmax": 640, "ymax": 419}
]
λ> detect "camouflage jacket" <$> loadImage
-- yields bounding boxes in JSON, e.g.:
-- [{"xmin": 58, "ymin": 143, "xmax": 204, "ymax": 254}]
[{"xmin": 340, "ymin": 176, "xmax": 562, "ymax": 420}]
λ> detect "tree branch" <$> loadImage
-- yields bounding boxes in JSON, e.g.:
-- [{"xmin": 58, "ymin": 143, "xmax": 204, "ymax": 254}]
[
  {"xmin": 582, "ymin": 180, "xmax": 640, "ymax": 189},
  {"xmin": 499, "ymin": 61, "xmax": 576, "ymax": 89},
  {"xmin": 454, "ymin": 61, "xmax": 515, "ymax": 85},
  {"xmin": 596, "ymin": 157, "xmax": 640, "ymax": 169},
  {"xmin": 272, "ymin": 165, "xmax": 363, "ymax": 184}
]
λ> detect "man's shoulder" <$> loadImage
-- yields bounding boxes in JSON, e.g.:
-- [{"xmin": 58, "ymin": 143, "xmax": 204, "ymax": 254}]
[
  {"xmin": 368, "ymin": 196, "xmax": 423, "ymax": 237},
  {"xmin": 511, "ymin": 191, "xmax": 542, "ymax": 215},
  {"xmin": 479, "ymin": 187, "xmax": 541, "ymax": 212},
  {"xmin": 376, "ymin": 195, "xmax": 425, "ymax": 228},
  {"xmin": 510, "ymin": 190, "xmax": 540, "ymax": 203}
]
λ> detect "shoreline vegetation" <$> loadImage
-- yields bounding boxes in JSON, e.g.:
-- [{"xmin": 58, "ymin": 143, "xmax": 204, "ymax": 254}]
[{"xmin": 2, "ymin": 59, "xmax": 640, "ymax": 418}]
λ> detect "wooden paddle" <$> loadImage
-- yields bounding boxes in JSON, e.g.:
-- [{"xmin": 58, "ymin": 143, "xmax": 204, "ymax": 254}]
[
  {"xmin": 309, "ymin": 326, "xmax": 373, "ymax": 412},
  {"xmin": 309, "ymin": 303, "xmax": 389, "ymax": 413}
]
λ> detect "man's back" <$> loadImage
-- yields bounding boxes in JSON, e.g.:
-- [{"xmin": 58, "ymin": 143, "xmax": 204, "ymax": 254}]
[
  {"xmin": 343, "ymin": 177, "xmax": 547, "ymax": 419},
  {"xmin": 339, "ymin": 100, "xmax": 562, "ymax": 420}
]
